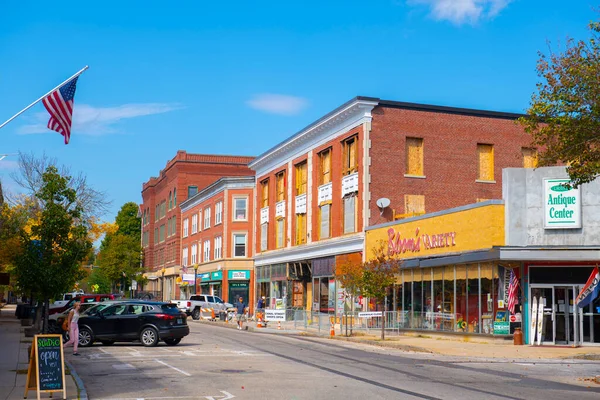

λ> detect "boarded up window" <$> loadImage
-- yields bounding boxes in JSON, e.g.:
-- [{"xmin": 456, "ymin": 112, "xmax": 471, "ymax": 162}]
[
  {"xmin": 296, "ymin": 213, "xmax": 307, "ymax": 245},
  {"xmin": 319, "ymin": 148, "xmax": 332, "ymax": 185},
  {"xmin": 405, "ymin": 137, "xmax": 424, "ymax": 176},
  {"xmin": 477, "ymin": 144, "xmax": 494, "ymax": 181},
  {"xmin": 343, "ymin": 135, "xmax": 358, "ymax": 175},
  {"xmin": 261, "ymin": 179, "xmax": 269, "ymax": 208},
  {"xmin": 404, "ymin": 194, "xmax": 425, "ymax": 215},
  {"xmin": 261, "ymin": 223, "xmax": 268, "ymax": 251},
  {"xmin": 320, "ymin": 204, "xmax": 331, "ymax": 239},
  {"xmin": 276, "ymin": 171, "xmax": 286, "ymax": 202},
  {"xmin": 276, "ymin": 219, "xmax": 285, "ymax": 248},
  {"xmin": 343, "ymin": 196, "xmax": 356, "ymax": 234},
  {"xmin": 522, "ymin": 148, "xmax": 538, "ymax": 168},
  {"xmin": 295, "ymin": 162, "xmax": 307, "ymax": 195}
]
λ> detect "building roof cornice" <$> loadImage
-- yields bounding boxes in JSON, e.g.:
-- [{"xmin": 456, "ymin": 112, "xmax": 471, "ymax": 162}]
[{"xmin": 180, "ymin": 176, "xmax": 255, "ymax": 212}]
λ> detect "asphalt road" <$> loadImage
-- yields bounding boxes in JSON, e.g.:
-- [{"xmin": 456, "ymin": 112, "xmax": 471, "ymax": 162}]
[{"xmin": 68, "ymin": 321, "xmax": 600, "ymax": 400}]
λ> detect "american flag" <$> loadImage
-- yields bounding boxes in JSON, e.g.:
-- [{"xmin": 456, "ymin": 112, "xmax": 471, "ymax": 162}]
[
  {"xmin": 42, "ymin": 77, "xmax": 79, "ymax": 144},
  {"xmin": 507, "ymin": 269, "xmax": 519, "ymax": 314}
]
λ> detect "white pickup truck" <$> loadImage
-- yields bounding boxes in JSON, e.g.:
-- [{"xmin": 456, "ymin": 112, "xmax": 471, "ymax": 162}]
[{"xmin": 174, "ymin": 294, "xmax": 233, "ymax": 320}]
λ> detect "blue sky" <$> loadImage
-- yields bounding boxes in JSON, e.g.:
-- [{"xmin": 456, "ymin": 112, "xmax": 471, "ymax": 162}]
[{"xmin": 0, "ymin": 0, "xmax": 596, "ymax": 224}]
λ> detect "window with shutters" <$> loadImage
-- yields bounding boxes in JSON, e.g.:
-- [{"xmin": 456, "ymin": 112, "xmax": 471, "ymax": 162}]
[
  {"xmin": 190, "ymin": 243, "xmax": 197, "ymax": 265},
  {"xmin": 318, "ymin": 148, "xmax": 332, "ymax": 185},
  {"xmin": 260, "ymin": 223, "xmax": 268, "ymax": 251},
  {"xmin": 215, "ymin": 201, "xmax": 223, "ymax": 224},
  {"xmin": 405, "ymin": 137, "xmax": 424, "ymax": 176},
  {"xmin": 404, "ymin": 195, "xmax": 425, "ymax": 216},
  {"xmin": 217, "ymin": 237, "xmax": 223, "ymax": 259},
  {"xmin": 342, "ymin": 135, "xmax": 358, "ymax": 175},
  {"xmin": 203, "ymin": 240, "xmax": 210, "ymax": 262},
  {"xmin": 233, "ymin": 233, "xmax": 247, "ymax": 257},
  {"xmin": 522, "ymin": 147, "xmax": 538, "ymax": 168},
  {"xmin": 191, "ymin": 214, "xmax": 198, "ymax": 234},
  {"xmin": 261, "ymin": 179, "xmax": 269, "ymax": 208},
  {"xmin": 276, "ymin": 171, "xmax": 286, "ymax": 202},
  {"xmin": 182, "ymin": 218, "xmax": 189, "ymax": 238},
  {"xmin": 319, "ymin": 204, "xmax": 331, "ymax": 239},
  {"xmin": 276, "ymin": 219, "xmax": 285, "ymax": 248},
  {"xmin": 343, "ymin": 196, "xmax": 356, "ymax": 234},
  {"xmin": 477, "ymin": 144, "xmax": 495, "ymax": 181}
]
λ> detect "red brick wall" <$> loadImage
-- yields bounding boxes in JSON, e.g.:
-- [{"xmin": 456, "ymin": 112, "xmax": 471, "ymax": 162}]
[{"xmin": 368, "ymin": 106, "xmax": 531, "ymax": 226}]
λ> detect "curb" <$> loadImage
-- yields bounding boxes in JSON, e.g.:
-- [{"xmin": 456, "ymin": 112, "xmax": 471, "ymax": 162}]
[
  {"xmin": 330, "ymin": 336, "xmax": 433, "ymax": 354},
  {"xmin": 65, "ymin": 359, "xmax": 88, "ymax": 400}
]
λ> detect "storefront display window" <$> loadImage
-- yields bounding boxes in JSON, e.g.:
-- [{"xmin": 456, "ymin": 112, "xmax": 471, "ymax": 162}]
[
  {"xmin": 467, "ymin": 264, "xmax": 480, "ymax": 333},
  {"xmin": 413, "ymin": 269, "xmax": 423, "ymax": 328},
  {"xmin": 403, "ymin": 269, "xmax": 413, "ymax": 328},
  {"xmin": 455, "ymin": 265, "xmax": 467, "ymax": 332},
  {"xmin": 480, "ymin": 262, "xmax": 495, "ymax": 334},
  {"xmin": 423, "ymin": 268, "xmax": 433, "ymax": 330}
]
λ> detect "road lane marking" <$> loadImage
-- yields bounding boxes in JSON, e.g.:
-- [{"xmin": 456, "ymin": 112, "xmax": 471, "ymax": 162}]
[
  {"xmin": 112, "ymin": 363, "xmax": 135, "ymax": 370},
  {"xmin": 154, "ymin": 359, "xmax": 191, "ymax": 376}
]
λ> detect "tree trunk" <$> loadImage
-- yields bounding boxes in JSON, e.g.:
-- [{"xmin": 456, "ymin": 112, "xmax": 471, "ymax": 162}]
[
  {"xmin": 350, "ymin": 295, "xmax": 354, "ymax": 336},
  {"xmin": 43, "ymin": 298, "xmax": 49, "ymax": 334}
]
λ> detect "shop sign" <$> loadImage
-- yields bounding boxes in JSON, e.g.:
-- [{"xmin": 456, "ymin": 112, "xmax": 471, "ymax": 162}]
[
  {"xmin": 493, "ymin": 321, "xmax": 510, "ymax": 335},
  {"xmin": 228, "ymin": 270, "xmax": 249, "ymax": 280},
  {"xmin": 264, "ymin": 309, "xmax": 286, "ymax": 321},
  {"xmin": 295, "ymin": 194, "xmax": 306, "ymax": 214},
  {"xmin": 358, "ymin": 312, "xmax": 382, "ymax": 318},
  {"xmin": 199, "ymin": 273, "xmax": 210, "ymax": 281},
  {"xmin": 387, "ymin": 227, "xmax": 456, "ymax": 256},
  {"xmin": 275, "ymin": 201, "xmax": 286, "ymax": 218},
  {"xmin": 544, "ymin": 178, "xmax": 581, "ymax": 229},
  {"xmin": 182, "ymin": 274, "xmax": 195, "ymax": 283},
  {"xmin": 230, "ymin": 282, "xmax": 248, "ymax": 288},
  {"xmin": 341, "ymin": 173, "xmax": 359, "ymax": 197},
  {"xmin": 260, "ymin": 207, "xmax": 269, "ymax": 224},
  {"xmin": 318, "ymin": 182, "xmax": 332, "ymax": 203},
  {"xmin": 211, "ymin": 271, "xmax": 222, "ymax": 281}
]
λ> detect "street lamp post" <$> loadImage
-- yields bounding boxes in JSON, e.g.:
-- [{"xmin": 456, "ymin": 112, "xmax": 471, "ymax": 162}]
[
  {"xmin": 193, "ymin": 264, "xmax": 199, "ymax": 295},
  {"xmin": 161, "ymin": 267, "xmax": 166, "ymax": 302}
]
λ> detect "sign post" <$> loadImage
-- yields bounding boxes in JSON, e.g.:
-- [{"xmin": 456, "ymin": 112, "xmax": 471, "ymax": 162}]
[{"xmin": 25, "ymin": 334, "xmax": 67, "ymax": 399}]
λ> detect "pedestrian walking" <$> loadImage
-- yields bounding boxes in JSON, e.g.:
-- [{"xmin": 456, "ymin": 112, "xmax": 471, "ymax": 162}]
[
  {"xmin": 257, "ymin": 296, "xmax": 265, "ymax": 310},
  {"xmin": 63, "ymin": 301, "xmax": 81, "ymax": 355},
  {"xmin": 234, "ymin": 297, "xmax": 248, "ymax": 330}
]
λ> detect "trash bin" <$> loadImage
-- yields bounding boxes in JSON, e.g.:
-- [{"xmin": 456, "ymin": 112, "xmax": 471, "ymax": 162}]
[{"xmin": 219, "ymin": 311, "xmax": 226, "ymax": 321}]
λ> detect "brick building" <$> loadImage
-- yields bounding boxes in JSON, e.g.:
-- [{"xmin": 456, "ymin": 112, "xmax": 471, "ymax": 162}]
[
  {"xmin": 179, "ymin": 176, "xmax": 255, "ymax": 306},
  {"xmin": 249, "ymin": 96, "xmax": 535, "ymax": 313},
  {"xmin": 141, "ymin": 151, "xmax": 254, "ymax": 301}
]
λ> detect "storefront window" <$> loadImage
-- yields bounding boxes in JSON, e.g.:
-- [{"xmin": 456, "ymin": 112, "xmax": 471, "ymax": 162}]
[
  {"xmin": 480, "ymin": 262, "xmax": 495, "ymax": 334},
  {"xmin": 443, "ymin": 265, "xmax": 455, "ymax": 332},
  {"xmin": 467, "ymin": 264, "xmax": 480, "ymax": 333},
  {"xmin": 423, "ymin": 268, "xmax": 433, "ymax": 330},
  {"xmin": 455, "ymin": 265, "xmax": 467, "ymax": 332},
  {"xmin": 433, "ymin": 268, "xmax": 444, "ymax": 330},
  {"xmin": 413, "ymin": 269, "xmax": 424, "ymax": 328},
  {"xmin": 403, "ymin": 269, "xmax": 413, "ymax": 328}
]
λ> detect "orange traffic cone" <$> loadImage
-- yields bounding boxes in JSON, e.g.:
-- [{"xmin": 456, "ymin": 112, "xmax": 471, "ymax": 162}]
[
  {"xmin": 256, "ymin": 313, "xmax": 263, "ymax": 328},
  {"xmin": 277, "ymin": 321, "xmax": 281, "ymax": 330},
  {"xmin": 211, "ymin": 308, "xmax": 215, "ymax": 320},
  {"xmin": 330, "ymin": 322, "xmax": 335, "ymax": 337}
]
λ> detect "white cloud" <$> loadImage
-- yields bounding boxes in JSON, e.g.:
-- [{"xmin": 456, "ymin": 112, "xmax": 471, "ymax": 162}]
[
  {"xmin": 18, "ymin": 103, "xmax": 183, "ymax": 136},
  {"xmin": 407, "ymin": 0, "xmax": 511, "ymax": 25},
  {"xmin": 246, "ymin": 94, "xmax": 308, "ymax": 116}
]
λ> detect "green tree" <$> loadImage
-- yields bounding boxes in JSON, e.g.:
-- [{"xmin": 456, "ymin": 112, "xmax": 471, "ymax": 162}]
[
  {"xmin": 115, "ymin": 202, "xmax": 141, "ymax": 238},
  {"xmin": 335, "ymin": 260, "xmax": 364, "ymax": 336},
  {"xmin": 12, "ymin": 166, "xmax": 92, "ymax": 332},
  {"xmin": 86, "ymin": 267, "xmax": 112, "ymax": 294},
  {"xmin": 96, "ymin": 234, "xmax": 143, "ymax": 293},
  {"xmin": 361, "ymin": 241, "xmax": 402, "ymax": 340},
  {"xmin": 519, "ymin": 20, "xmax": 600, "ymax": 187}
]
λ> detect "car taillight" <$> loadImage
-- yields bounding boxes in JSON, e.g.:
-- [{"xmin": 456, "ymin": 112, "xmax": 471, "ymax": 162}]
[
  {"xmin": 187, "ymin": 301, "xmax": 191, "ymax": 307},
  {"xmin": 155, "ymin": 314, "xmax": 176, "ymax": 320}
]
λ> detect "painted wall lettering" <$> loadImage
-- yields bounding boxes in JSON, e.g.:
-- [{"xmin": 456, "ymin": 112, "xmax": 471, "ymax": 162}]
[{"xmin": 388, "ymin": 227, "xmax": 456, "ymax": 256}]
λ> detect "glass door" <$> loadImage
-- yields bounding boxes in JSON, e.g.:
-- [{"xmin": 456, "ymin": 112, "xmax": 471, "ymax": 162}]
[{"xmin": 530, "ymin": 286, "xmax": 554, "ymax": 344}]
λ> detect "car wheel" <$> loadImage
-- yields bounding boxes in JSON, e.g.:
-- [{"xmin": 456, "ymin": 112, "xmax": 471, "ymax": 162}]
[
  {"xmin": 101, "ymin": 340, "xmax": 115, "ymax": 345},
  {"xmin": 164, "ymin": 338, "xmax": 181, "ymax": 346},
  {"xmin": 192, "ymin": 308, "xmax": 200, "ymax": 320},
  {"xmin": 140, "ymin": 327, "xmax": 159, "ymax": 347},
  {"xmin": 79, "ymin": 328, "xmax": 94, "ymax": 347}
]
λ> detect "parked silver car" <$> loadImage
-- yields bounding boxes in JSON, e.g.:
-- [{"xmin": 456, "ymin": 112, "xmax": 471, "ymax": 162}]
[{"xmin": 174, "ymin": 294, "xmax": 233, "ymax": 320}]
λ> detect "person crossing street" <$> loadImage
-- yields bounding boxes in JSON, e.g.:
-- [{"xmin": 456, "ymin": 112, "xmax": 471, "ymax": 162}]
[{"xmin": 234, "ymin": 297, "xmax": 248, "ymax": 330}]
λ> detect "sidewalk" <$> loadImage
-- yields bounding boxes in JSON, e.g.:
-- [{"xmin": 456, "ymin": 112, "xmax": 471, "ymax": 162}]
[
  {"xmin": 0, "ymin": 304, "xmax": 83, "ymax": 400},
  {"xmin": 196, "ymin": 318, "xmax": 600, "ymax": 361}
]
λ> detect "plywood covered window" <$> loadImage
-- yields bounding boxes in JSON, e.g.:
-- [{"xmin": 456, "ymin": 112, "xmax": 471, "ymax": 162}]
[
  {"xmin": 405, "ymin": 137, "xmax": 424, "ymax": 176},
  {"xmin": 477, "ymin": 144, "xmax": 494, "ymax": 181},
  {"xmin": 261, "ymin": 179, "xmax": 269, "ymax": 208},
  {"xmin": 342, "ymin": 135, "xmax": 358, "ymax": 175},
  {"xmin": 318, "ymin": 148, "xmax": 332, "ymax": 185},
  {"xmin": 295, "ymin": 213, "xmax": 307, "ymax": 245},
  {"xmin": 522, "ymin": 147, "xmax": 538, "ymax": 168},
  {"xmin": 404, "ymin": 195, "xmax": 425, "ymax": 216},
  {"xmin": 295, "ymin": 161, "xmax": 307, "ymax": 195},
  {"xmin": 276, "ymin": 171, "xmax": 286, "ymax": 202}
]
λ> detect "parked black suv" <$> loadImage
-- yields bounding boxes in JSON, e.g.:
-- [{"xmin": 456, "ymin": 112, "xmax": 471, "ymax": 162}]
[{"xmin": 77, "ymin": 301, "xmax": 189, "ymax": 347}]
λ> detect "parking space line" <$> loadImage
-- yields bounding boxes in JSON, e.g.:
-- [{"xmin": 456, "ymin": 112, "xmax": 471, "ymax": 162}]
[{"xmin": 154, "ymin": 359, "xmax": 191, "ymax": 376}]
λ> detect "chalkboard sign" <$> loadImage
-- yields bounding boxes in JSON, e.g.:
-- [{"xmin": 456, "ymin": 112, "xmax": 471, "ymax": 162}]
[{"xmin": 24, "ymin": 334, "xmax": 66, "ymax": 399}]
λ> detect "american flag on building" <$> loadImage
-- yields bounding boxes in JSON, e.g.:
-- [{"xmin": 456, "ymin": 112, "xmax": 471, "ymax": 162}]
[
  {"xmin": 42, "ymin": 77, "xmax": 79, "ymax": 144},
  {"xmin": 507, "ymin": 269, "xmax": 519, "ymax": 314}
]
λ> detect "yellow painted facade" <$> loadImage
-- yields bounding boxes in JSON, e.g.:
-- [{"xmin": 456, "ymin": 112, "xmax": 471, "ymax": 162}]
[{"xmin": 365, "ymin": 203, "xmax": 505, "ymax": 260}]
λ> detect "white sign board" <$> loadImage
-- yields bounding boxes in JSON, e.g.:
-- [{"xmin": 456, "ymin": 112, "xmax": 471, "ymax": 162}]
[
  {"xmin": 318, "ymin": 182, "xmax": 332, "ymax": 203},
  {"xmin": 295, "ymin": 194, "xmax": 306, "ymax": 214},
  {"xmin": 131, "ymin": 280, "xmax": 137, "ymax": 290},
  {"xmin": 260, "ymin": 207, "xmax": 269, "ymax": 224},
  {"xmin": 264, "ymin": 309, "xmax": 286, "ymax": 321},
  {"xmin": 544, "ymin": 178, "xmax": 581, "ymax": 229},
  {"xmin": 275, "ymin": 201, "xmax": 286, "ymax": 218},
  {"xmin": 358, "ymin": 311, "xmax": 382, "ymax": 318},
  {"xmin": 341, "ymin": 173, "xmax": 359, "ymax": 197},
  {"xmin": 182, "ymin": 273, "xmax": 196, "ymax": 283}
]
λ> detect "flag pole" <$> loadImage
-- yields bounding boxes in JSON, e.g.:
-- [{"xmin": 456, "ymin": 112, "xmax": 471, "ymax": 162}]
[{"xmin": 0, "ymin": 65, "xmax": 89, "ymax": 130}]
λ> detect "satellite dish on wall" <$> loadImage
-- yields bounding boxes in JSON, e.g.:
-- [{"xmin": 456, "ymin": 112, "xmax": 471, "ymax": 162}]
[{"xmin": 376, "ymin": 198, "xmax": 390, "ymax": 209}]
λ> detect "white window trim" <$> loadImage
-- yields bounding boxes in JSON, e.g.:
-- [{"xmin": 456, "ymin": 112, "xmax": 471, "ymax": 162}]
[
  {"xmin": 214, "ymin": 236, "xmax": 222, "ymax": 260},
  {"xmin": 182, "ymin": 247, "xmax": 188, "ymax": 267},
  {"xmin": 191, "ymin": 214, "xmax": 198, "ymax": 234},
  {"xmin": 215, "ymin": 201, "xmax": 223, "ymax": 225},
  {"xmin": 233, "ymin": 197, "xmax": 249, "ymax": 222},
  {"xmin": 191, "ymin": 243, "xmax": 197, "ymax": 265},
  {"xmin": 232, "ymin": 232, "xmax": 247, "ymax": 258},
  {"xmin": 183, "ymin": 218, "xmax": 189, "ymax": 238},
  {"xmin": 204, "ymin": 207, "xmax": 211, "ymax": 229},
  {"xmin": 203, "ymin": 240, "xmax": 211, "ymax": 262},
  {"xmin": 198, "ymin": 210, "xmax": 202, "ymax": 232}
]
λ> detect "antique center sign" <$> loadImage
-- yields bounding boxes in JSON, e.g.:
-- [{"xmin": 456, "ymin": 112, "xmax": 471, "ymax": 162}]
[{"xmin": 543, "ymin": 178, "xmax": 581, "ymax": 229}]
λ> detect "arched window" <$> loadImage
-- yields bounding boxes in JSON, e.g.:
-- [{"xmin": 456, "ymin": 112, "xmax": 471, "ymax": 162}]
[{"xmin": 173, "ymin": 188, "xmax": 177, "ymax": 207}]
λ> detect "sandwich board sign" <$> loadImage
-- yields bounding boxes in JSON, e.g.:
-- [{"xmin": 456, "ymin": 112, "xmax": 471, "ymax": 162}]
[{"xmin": 24, "ymin": 334, "xmax": 67, "ymax": 399}]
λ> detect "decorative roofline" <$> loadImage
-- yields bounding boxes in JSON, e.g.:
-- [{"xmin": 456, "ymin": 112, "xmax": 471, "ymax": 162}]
[{"xmin": 180, "ymin": 176, "xmax": 256, "ymax": 212}]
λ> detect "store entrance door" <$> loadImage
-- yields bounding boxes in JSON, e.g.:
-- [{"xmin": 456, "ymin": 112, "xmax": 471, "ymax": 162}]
[{"xmin": 530, "ymin": 285, "xmax": 582, "ymax": 345}]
